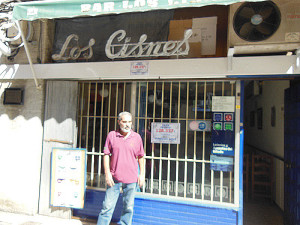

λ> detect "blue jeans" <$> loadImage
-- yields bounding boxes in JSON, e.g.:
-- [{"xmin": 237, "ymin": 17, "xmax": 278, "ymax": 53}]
[{"xmin": 97, "ymin": 182, "xmax": 137, "ymax": 225}]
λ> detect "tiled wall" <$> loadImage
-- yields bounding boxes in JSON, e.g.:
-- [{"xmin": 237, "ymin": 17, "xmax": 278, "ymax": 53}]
[
  {"xmin": 133, "ymin": 197, "xmax": 237, "ymax": 225},
  {"xmin": 73, "ymin": 189, "xmax": 238, "ymax": 225}
]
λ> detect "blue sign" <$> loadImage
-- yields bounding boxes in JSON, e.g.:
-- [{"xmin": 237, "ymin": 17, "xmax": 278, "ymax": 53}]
[
  {"xmin": 211, "ymin": 112, "xmax": 235, "ymax": 156},
  {"xmin": 210, "ymin": 155, "xmax": 233, "ymax": 172}
]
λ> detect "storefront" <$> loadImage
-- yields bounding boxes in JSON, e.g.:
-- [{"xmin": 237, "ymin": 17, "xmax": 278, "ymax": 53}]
[{"xmin": 72, "ymin": 80, "xmax": 242, "ymax": 224}]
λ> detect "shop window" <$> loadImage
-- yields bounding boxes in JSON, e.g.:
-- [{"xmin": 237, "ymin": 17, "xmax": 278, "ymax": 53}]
[{"xmin": 77, "ymin": 81, "xmax": 237, "ymax": 204}]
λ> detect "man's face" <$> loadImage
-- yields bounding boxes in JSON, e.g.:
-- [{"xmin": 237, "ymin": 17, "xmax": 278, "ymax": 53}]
[{"xmin": 118, "ymin": 114, "xmax": 132, "ymax": 133}]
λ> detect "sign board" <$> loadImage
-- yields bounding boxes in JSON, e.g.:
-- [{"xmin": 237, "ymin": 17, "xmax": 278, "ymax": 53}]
[
  {"xmin": 211, "ymin": 112, "xmax": 235, "ymax": 156},
  {"xmin": 151, "ymin": 122, "xmax": 180, "ymax": 144},
  {"xmin": 50, "ymin": 147, "xmax": 86, "ymax": 209},
  {"xmin": 188, "ymin": 120, "xmax": 211, "ymax": 132},
  {"xmin": 212, "ymin": 96, "xmax": 235, "ymax": 112},
  {"xmin": 130, "ymin": 61, "xmax": 149, "ymax": 75},
  {"xmin": 210, "ymin": 155, "xmax": 234, "ymax": 172}
]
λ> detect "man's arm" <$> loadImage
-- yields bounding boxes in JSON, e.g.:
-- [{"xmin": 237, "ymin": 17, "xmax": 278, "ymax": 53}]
[
  {"xmin": 138, "ymin": 156, "xmax": 145, "ymax": 187},
  {"xmin": 104, "ymin": 154, "xmax": 115, "ymax": 187}
]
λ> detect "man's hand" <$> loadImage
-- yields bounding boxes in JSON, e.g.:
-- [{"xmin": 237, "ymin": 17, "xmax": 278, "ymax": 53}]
[
  {"xmin": 105, "ymin": 172, "xmax": 115, "ymax": 187},
  {"xmin": 138, "ymin": 174, "xmax": 145, "ymax": 187}
]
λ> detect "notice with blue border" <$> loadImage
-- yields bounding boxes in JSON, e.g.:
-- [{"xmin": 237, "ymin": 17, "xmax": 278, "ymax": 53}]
[{"xmin": 50, "ymin": 147, "xmax": 87, "ymax": 209}]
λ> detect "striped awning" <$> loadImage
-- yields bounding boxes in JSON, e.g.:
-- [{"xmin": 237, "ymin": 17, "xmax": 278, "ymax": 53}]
[{"xmin": 12, "ymin": 0, "xmax": 265, "ymax": 21}]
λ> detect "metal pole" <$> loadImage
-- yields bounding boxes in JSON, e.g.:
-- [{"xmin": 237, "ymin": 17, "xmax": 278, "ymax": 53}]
[{"xmin": 16, "ymin": 20, "xmax": 41, "ymax": 89}]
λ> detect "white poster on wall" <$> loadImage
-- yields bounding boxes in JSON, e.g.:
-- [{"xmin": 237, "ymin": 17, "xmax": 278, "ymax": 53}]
[
  {"xmin": 212, "ymin": 96, "xmax": 235, "ymax": 112},
  {"xmin": 151, "ymin": 122, "xmax": 180, "ymax": 144},
  {"xmin": 192, "ymin": 17, "xmax": 217, "ymax": 55}
]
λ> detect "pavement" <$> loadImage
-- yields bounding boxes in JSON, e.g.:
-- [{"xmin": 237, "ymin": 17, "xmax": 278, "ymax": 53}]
[{"xmin": 0, "ymin": 211, "xmax": 118, "ymax": 225}]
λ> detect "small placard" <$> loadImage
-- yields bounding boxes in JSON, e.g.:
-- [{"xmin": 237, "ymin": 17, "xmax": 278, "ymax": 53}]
[
  {"xmin": 130, "ymin": 61, "xmax": 149, "ymax": 75},
  {"xmin": 188, "ymin": 120, "xmax": 211, "ymax": 132},
  {"xmin": 212, "ymin": 96, "xmax": 235, "ymax": 112},
  {"xmin": 210, "ymin": 155, "xmax": 233, "ymax": 172},
  {"xmin": 151, "ymin": 122, "xmax": 180, "ymax": 144}
]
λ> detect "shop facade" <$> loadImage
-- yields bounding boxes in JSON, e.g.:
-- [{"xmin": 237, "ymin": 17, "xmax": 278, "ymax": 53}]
[{"xmin": 0, "ymin": 0, "xmax": 300, "ymax": 224}]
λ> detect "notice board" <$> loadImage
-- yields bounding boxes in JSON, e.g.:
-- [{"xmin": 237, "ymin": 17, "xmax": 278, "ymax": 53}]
[{"xmin": 50, "ymin": 147, "xmax": 86, "ymax": 209}]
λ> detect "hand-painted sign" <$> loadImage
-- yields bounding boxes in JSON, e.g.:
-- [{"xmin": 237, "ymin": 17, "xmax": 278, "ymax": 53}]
[
  {"xmin": 151, "ymin": 122, "xmax": 180, "ymax": 144},
  {"xmin": 52, "ymin": 34, "xmax": 95, "ymax": 61},
  {"xmin": 105, "ymin": 29, "xmax": 192, "ymax": 59}
]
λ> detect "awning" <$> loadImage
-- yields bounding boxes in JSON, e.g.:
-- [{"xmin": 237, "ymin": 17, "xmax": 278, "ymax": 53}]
[{"xmin": 12, "ymin": 0, "xmax": 264, "ymax": 21}]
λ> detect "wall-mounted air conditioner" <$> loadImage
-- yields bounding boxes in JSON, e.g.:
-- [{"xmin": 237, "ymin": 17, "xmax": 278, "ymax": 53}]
[{"xmin": 228, "ymin": 0, "xmax": 300, "ymax": 54}]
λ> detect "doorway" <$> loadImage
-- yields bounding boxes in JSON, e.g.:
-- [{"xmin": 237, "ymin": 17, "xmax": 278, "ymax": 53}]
[{"xmin": 243, "ymin": 80, "xmax": 289, "ymax": 225}]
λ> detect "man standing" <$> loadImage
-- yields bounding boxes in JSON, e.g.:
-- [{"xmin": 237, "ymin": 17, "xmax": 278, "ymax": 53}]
[{"xmin": 97, "ymin": 111, "xmax": 145, "ymax": 225}]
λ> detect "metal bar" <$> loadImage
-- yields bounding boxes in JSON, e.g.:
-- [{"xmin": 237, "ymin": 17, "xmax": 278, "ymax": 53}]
[
  {"xmin": 229, "ymin": 82, "xmax": 234, "ymax": 203},
  {"xmin": 130, "ymin": 82, "xmax": 137, "ymax": 129},
  {"xmin": 150, "ymin": 82, "xmax": 156, "ymax": 194},
  {"xmin": 107, "ymin": 82, "xmax": 112, "ymax": 135},
  {"xmin": 143, "ymin": 82, "xmax": 149, "ymax": 194},
  {"xmin": 176, "ymin": 82, "xmax": 180, "ymax": 197},
  {"xmin": 167, "ymin": 82, "xmax": 173, "ymax": 196},
  {"xmin": 137, "ymin": 82, "xmax": 141, "ymax": 133},
  {"xmin": 143, "ymin": 156, "xmax": 211, "ymax": 163},
  {"xmin": 184, "ymin": 82, "xmax": 189, "ymax": 198},
  {"xmin": 85, "ymin": 83, "xmax": 92, "ymax": 186},
  {"xmin": 201, "ymin": 82, "xmax": 207, "ymax": 200},
  {"xmin": 99, "ymin": 83, "xmax": 105, "ymax": 151},
  {"xmin": 98, "ymin": 82, "xmax": 105, "ymax": 187},
  {"xmin": 79, "ymin": 84, "xmax": 84, "ymax": 147},
  {"xmin": 85, "ymin": 83, "xmax": 91, "ymax": 151},
  {"xmin": 211, "ymin": 81, "xmax": 216, "ymax": 201},
  {"xmin": 220, "ymin": 171, "xmax": 224, "ymax": 202},
  {"xmin": 123, "ymin": 82, "xmax": 126, "ymax": 112},
  {"xmin": 16, "ymin": 21, "xmax": 41, "ymax": 89},
  {"xmin": 193, "ymin": 82, "xmax": 198, "ymax": 199},
  {"xmin": 234, "ymin": 81, "xmax": 241, "ymax": 205},
  {"xmin": 114, "ymin": 82, "xmax": 119, "ymax": 130},
  {"xmin": 159, "ymin": 82, "xmax": 164, "ymax": 195},
  {"xmin": 91, "ymin": 83, "xmax": 98, "ymax": 186}
]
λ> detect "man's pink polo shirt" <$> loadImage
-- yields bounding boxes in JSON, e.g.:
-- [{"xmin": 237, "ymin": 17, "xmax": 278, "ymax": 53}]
[{"xmin": 103, "ymin": 130, "xmax": 145, "ymax": 184}]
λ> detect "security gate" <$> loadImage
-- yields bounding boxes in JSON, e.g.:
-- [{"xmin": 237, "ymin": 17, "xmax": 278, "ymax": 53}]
[{"xmin": 77, "ymin": 80, "xmax": 240, "ymax": 205}]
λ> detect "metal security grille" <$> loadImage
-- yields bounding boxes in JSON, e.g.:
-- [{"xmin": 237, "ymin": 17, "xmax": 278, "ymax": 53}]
[{"xmin": 77, "ymin": 80, "xmax": 238, "ymax": 205}]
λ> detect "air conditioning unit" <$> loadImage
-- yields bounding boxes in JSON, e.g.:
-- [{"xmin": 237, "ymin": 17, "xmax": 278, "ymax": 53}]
[{"xmin": 228, "ymin": 0, "xmax": 300, "ymax": 54}]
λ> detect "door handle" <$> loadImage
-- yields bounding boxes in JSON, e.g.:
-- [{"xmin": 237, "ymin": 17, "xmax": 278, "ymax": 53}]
[{"xmin": 285, "ymin": 162, "xmax": 292, "ymax": 169}]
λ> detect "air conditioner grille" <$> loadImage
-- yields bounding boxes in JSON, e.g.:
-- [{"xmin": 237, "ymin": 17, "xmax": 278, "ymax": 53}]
[{"xmin": 233, "ymin": 1, "xmax": 281, "ymax": 42}]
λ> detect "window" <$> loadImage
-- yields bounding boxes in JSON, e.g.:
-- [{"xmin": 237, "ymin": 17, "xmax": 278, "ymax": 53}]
[{"xmin": 77, "ymin": 81, "xmax": 238, "ymax": 205}]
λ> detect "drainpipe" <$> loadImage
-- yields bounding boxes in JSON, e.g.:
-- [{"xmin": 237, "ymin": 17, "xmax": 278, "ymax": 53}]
[
  {"xmin": 16, "ymin": 20, "xmax": 41, "ymax": 90},
  {"xmin": 227, "ymin": 47, "xmax": 235, "ymax": 72}
]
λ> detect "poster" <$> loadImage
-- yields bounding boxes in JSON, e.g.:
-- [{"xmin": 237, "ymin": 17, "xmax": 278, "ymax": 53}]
[
  {"xmin": 212, "ymin": 96, "xmax": 235, "ymax": 112},
  {"xmin": 192, "ymin": 17, "xmax": 217, "ymax": 55},
  {"xmin": 50, "ymin": 147, "xmax": 86, "ymax": 209},
  {"xmin": 211, "ymin": 112, "xmax": 235, "ymax": 156},
  {"xmin": 151, "ymin": 122, "xmax": 180, "ymax": 144}
]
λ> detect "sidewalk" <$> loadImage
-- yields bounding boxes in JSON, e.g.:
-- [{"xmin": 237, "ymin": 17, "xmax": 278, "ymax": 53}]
[{"xmin": 0, "ymin": 211, "xmax": 118, "ymax": 225}]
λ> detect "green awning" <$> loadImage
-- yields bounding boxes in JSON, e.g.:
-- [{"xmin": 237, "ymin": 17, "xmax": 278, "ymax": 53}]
[{"xmin": 12, "ymin": 0, "xmax": 264, "ymax": 21}]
